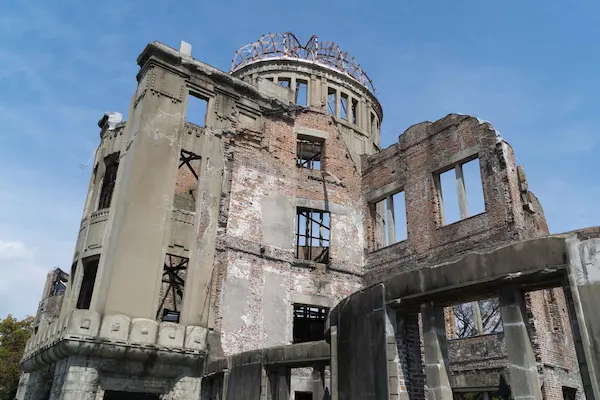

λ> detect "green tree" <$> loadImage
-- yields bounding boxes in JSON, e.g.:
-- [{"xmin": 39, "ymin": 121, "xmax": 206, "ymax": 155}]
[{"xmin": 0, "ymin": 315, "xmax": 34, "ymax": 400}]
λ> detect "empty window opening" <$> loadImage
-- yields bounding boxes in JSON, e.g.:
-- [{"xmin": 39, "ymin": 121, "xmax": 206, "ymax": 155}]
[
  {"xmin": 562, "ymin": 387, "xmax": 577, "ymax": 400},
  {"xmin": 327, "ymin": 87, "xmax": 336, "ymax": 115},
  {"xmin": 97, "ymin": 153, "xmax": 119, "ymax": 210},
  {"xmin": 174, "ymin": 150, "xmax": 201, "ymax": 211},
  {"xmin": 450, "ymin": 298, "xmax": 503, "ymax": 338},
  {"xmin": 436, "ymin": 157, "xmax": 485, "ymax": 225},
  {"xmin": 295, "ymin": 208, "xmax": 330, "ymax": 264},
  {"xmin": 76, "ymin": 258, "xmax": 99, "ymax": 310},
  {"xmin": 104, "ymin": 392, "xmax": 160, "ymax": 400},
  {"xmin": 186, "ymin": 92, "xmax": 208, "ymax": 127},
  {"xmin": 277, "ymin": 77, "xmax": 291, "ymax": 88},
  {"xmin": 295, "ymin": 80, "xmax": 308, "ymax": 106},
  {"xmin": 265, "ymin": 77, "xmax": 274, "ymax": 82},
  {"xmin": 296, "ymin": 137, "xmax": 323, "ymax": 171},
  {"xmin": 340, "ymin": 93, "xmax": 348, "ymax": 120},
  {"xmin": 373, "ymin": 192, "xmax": 407, "ymax": 250},
  {"xmin": 156, "ymin": 254, "xmax": 189, "ymax": 323},
  {"xmin": 293, "ymin": 304, "xmax": 328, "ymax": 343},
  {"xmin": 295, "ymin": 392, "xmax": 313, "ymax": 400},
  {"xmin": 351, "ymin": 98, "xmax": 359, "ymax": 125}
]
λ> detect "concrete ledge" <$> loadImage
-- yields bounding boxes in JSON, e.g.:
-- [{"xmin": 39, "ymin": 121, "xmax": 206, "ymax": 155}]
[
  {"xmin": 21, "ymin": 310, "xmax": 208, "ymax": 372},
  {"xmin": 204, "ymin": 340, "xmax": 330, "ymax": 376}
]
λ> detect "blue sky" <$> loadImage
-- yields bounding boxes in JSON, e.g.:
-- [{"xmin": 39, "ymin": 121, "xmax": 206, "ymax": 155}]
[{"xmin": 1, "ymin": 0, "xmax": 598, "ymax": 318}]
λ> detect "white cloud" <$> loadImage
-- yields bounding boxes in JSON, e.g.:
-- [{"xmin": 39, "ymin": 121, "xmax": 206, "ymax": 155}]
[{"xmin": 0, "ymin": 240, "xmax": 48, "ymax": 319}]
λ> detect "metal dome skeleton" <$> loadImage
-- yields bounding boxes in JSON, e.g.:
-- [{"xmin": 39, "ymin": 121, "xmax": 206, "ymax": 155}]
[{"xmin": 231, "ymin": 32, "xmax": 376, "ymax": 94}]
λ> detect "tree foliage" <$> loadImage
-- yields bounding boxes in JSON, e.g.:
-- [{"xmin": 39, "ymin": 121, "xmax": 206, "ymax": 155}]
[
  {"xmin": 453, "ymin": 298, "xmax": 503, "ymax": 338},
  {"xmin": 0, "ymin": 315, "xmax": 34, "ymax": 400}
]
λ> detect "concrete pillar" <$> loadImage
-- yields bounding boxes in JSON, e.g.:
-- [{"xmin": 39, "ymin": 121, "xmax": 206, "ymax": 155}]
[
  {"xmin": 311, "ymin": 366, "xmax": 325, "ymax": 400},
  {"xmin": 498, "ymin": 289, "xmax": 543, "ymax": 400},
  {"xmin": 277, "ymin": 368, "xmax": 290, "ymax": 400},
  {"xmin": 330, "ymin": 326, "xmax": 338, "ymax": 400},
  {"xmin": 92, "ymin": 63, "xmax": 186, "ymax": 318},
  {"xmin": 472, "ymin": 301, "xmax": 484, "ymax": 334},
  {"xmin": 565, "ymin": 237, "xmax": 600, "ymax": 400},
  {"xmin": 455, "ymin": 163, "xmax": 468, "ymax": 219},
  {"xmin": 335, "ymin": 89, "xmax": 341, "ymax": 118},
  {"xmin": 309, "ymin": 74, "xmax": 319, "ymax": 107},
  {"xmin": 347, "ymin": 95, "xmax": 354, "ymax": 125},
  {"xmin": 421, "ymin": 303, "xmax": 453, "ymax": 400},
  {"xmin": 386, "ymin": 195, "xmax": 396, "ymax": 245}
]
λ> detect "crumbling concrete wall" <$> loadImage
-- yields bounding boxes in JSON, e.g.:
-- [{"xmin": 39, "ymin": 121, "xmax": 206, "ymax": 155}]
[
  {"xmin": 361, "ymin": 114, "xmax": 582, "ymax": 397},
  {"xmin": 215, "ymin": 109, "xmax": 366, "ymax": 355}
]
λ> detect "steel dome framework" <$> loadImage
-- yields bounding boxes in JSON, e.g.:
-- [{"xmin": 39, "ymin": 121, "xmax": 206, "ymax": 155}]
[{"xmin": 231, "ymin": 32, "xmax": 376, "ymax": 94}]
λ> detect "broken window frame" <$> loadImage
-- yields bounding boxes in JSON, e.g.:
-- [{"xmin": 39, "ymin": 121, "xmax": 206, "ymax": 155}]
[
  {"xmin": 351, "ymin": 98, "xmax": 359, "ymax": 125},
  {"xmin": 327, "ymin": 87, "xmax": 336, "ymax": 115},
  {"xmin": 372, "ymin": 191, "xmax": 407, "ymax": 250},
  {"xmin": 97, "ymin": 153, "xmax": 119, "ymax": 210},
  {"xmin": 277, "ymin": 77, "xmax": 291, "ymax": 88},
  {"xmin": 295, "ymin": 208, "xmax": 330, "ymax": 264},
  {"xmin": 434, "ymin": 156, "xmax": 486, "ymax": 226},
  {"xmin": 156, "ymin": 254, "xmax": 189, "ymax": 323},
  {"xmin": 76, "ymin": 257, "xmax": 99, "ymax": 310},
  {"xmin": 292, "ymin": 304, "xmax": 329, "ymax": 343},
  {"xmin": 295, "ymin": 79, "xmax": 308, "ymax": 106},
  {"xmin": 296, "ymin": 136, "xmax": 323, "ymax": 171},
  {"xmin": 340, "ymin": 92, "xmax": 348, "ymax": 120}
]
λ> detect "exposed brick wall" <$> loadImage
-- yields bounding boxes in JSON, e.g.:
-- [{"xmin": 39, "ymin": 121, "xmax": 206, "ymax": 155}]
[
  {"xmin": 213, "ymin": 108, "xmax": 366, "ymax": 354},
  {"xmin": 362, "ymin": 114, "xmax": 582, "ymax": 395}
]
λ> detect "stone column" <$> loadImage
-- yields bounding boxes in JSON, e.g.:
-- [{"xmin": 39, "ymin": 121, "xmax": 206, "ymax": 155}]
[
  {"xmin": 386, "ymin": 195, "xmax": 396, "ymax": 245},
  {"xmin": 421, "ymin": 303, "xmax": 453, "ymax": 400},
  {"xmin": 498, "ymin": 289, "xmax": 543, "ymax": 400},
  {"xmin": 277, "ymin": 368, "xmax": 290, "ymax": 400},
  {"xmin": 311, "ymin": 366, "xmax": 325, "ymax": 400},
  {"xmin": 565, "ymin": 237, "xmax": 600, "ymax": 400},
  {"xmin": 330, "ymin": 326, "xmax": 339, "ymax": 400}
]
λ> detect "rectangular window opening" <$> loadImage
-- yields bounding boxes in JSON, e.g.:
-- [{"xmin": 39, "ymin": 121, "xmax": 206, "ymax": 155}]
[
  {"xmin": 293, "ymin": 304, "xmax": 329, "ymax": 343},
  {"xmin": 296, "ymin": 136, "xmax": 323, "ymax": 171},
  {"xmin": 277, "ymin": 77, "xmax": 291, "ymax": 88},
  {"xmin": 327, "ymin": 87, "xmax": 336, "ymax": 115},
  {"xmin": 266, "ymin": 77, "xmax": 274, "ymax": 82},
  {"xmin": 295, "ymin": 208, "xmax": 330, "ymax": 264},
  {"xmin": 562, "ymin": 387, "xmax": 577, "ymax": 400},
  {"xmin": 373, "ymin": 192, "xmax": 407, "ymax": 250},
  {"xmin": 157, "ymin": 254, "xmax": 189, "ymax": 323},
  {"xmin": 295, "ymin": 80, "xmax": 308, "ymax": 106},
  {"xmin": 76, "ymin": 258, "xmax": 99, "ymax": 310},
  {"xmin": 295, "ymin": 392, "xmax": 313, "ymax": 400},
  {"xmin": 449, "ymin": 298, "xmax": 503, "ymax": 339},
  {"xmin": 186, "ymin": 92, "xmax": 208, "ymax": 127},
  {"xmin": 97, "ymin": 153, "xmax": 119, "ymax": 210},
  {"xmin": 436, "ymin": 157, "xmax": 485, "ymax": 225},
  {"xmin": 351, "ymin": 98, "xmax": 359, "ymax": 125},
  {"xmin": 174, "ymin": 150, "xmax": 201, "ymax": 211},
  {"xmin": 340, "ymin": 93, "xmax": 348, "ymax": 120}
]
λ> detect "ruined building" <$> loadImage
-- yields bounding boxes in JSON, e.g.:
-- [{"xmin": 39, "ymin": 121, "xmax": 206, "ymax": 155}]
[{"xmin": 17, "ymin": 33, "xmax": 600, "ymax": 400}]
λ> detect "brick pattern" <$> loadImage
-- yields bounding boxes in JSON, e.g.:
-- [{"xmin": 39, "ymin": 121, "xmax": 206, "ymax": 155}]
[{"xmin": 363, "ymin": 114, "xmax": 581, "ymax": 397}]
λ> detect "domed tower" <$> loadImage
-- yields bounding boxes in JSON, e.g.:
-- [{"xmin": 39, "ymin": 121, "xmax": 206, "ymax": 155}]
[
  {"xmin": 18, "ymin": 34, "xmax": 382, "ymax": 399},
  {"xmin": 231, "ymin": 32, "xmax": 383, "ymax": 155}
]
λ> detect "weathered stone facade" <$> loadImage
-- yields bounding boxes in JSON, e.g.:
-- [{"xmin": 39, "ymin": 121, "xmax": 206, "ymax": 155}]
[{"xmin": 17, "ymin": 33, "xmax": 599, "ymax": 400}]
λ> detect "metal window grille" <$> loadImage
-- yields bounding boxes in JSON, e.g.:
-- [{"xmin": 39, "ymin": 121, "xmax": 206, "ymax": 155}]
[
  {"xmin": 156, "ymin": 254, "xmax": 189, "ymax": 322},
  {"xmin": 295, "ymin": 208, "xmax": 330, "ymax": 264},
  {"xmin": 296, "ymin": 139, "xmax": 322, "ymax": 170},
  {"xmin": 293, "ymin": 304, "xmax": 329, "ymax": 343}
]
